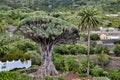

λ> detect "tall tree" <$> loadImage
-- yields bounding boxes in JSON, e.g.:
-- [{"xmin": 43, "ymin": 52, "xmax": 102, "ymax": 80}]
[
  {"xmin": 15, "ymin": 16, "xmax": 79, "ymax": 77},
  {"xmin": 78, "ymin": 7, "xmax": 100, "ymax": 77}
]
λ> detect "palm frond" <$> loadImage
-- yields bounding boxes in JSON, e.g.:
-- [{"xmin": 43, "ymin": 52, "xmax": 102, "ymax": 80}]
[{"xmin": 78, "ymin": 7, "xmax": 100, "ymax": 32}]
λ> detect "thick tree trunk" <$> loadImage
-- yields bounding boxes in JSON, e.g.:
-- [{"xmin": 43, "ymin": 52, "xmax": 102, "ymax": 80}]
[
  {"xmin": 36, "ymin": 44, "xmax": 58, "ymax": 78},
  {"xmin": 87, "ymin": 30, "xmax": 90, "ymax": 77}
]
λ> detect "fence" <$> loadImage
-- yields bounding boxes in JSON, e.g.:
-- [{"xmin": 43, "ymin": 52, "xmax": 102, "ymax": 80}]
[{"xmin": 0, "ymin": 60, "xmax": 31, "ymax": 71}]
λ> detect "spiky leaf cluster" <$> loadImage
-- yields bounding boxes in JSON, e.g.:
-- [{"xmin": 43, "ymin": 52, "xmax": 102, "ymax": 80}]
[
  {"xmin": 16, "ymin": 16, "xmax": 79, "ymax": 44},
  {"xmin": 78, "ymin": 7, "xmax": 100, "ymax": 31}
]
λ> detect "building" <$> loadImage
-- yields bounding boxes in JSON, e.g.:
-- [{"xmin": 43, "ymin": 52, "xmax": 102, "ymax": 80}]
[{"xmin": 92, "ymin": 27, "xmax": 120, "ymax": 53}]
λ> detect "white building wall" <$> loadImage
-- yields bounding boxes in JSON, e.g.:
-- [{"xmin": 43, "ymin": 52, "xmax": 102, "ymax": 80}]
[{"xmin": 0, "ymin": 60, "xmax": 31, "ymax": 71}]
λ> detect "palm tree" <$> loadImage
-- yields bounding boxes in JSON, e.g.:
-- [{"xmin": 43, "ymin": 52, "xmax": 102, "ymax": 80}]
[
  {"xmin": 98, "ymin": 51, "xmax": 109, "ymax": 68},
  {"xmin": 78, "ymin": 7, "xmax": 100, "ymax": 77}
]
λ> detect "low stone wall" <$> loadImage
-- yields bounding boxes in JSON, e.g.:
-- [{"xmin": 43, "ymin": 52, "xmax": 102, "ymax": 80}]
[{"xmin": 0, "ymin": 60, "xmax": 31, "ymax": 72}]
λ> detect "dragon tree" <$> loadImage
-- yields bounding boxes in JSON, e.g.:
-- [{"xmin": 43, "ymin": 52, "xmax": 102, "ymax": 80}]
[{"xmin": 15, "ymin": 16, "xmax": 79, "ymax": 77}]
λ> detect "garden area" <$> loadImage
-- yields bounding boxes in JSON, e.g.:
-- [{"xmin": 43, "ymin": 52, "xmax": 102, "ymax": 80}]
[{"xmin": 0, "ymin": 0, "xmax": 120, "ymax": 80}]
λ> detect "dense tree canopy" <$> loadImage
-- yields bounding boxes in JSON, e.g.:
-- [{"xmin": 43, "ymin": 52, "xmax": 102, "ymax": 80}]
[{"xmin": 17, "ymin": 16, "xmax": 79, "ymax": 44}]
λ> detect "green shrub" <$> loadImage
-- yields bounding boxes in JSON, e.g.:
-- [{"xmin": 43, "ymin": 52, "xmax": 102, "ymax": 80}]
[
  {"xmin": 56, "ymin": 76, "xmax": 64, "ymax": 80},
  {"xmin": 52, "ymin": 13, "xmax": 60, "ymax": 18},
  {"xmin": 97, "ymin": 52, "xmax": 109, "ymax": 68},
  {"xmin": 94, "ymin": 46, "xmax": 110, "ymax": 54},
  {"xmin": 53, "ymin": 53, "xmax": 79, "ymax": 73},
  {"xmin": 81, "ymin": 33, "xmax": 100, "ymax": 41},
  {"xmin": 94, "ymin": 77, "xmax": 110, "ymax": 80},
  {"xmin": 91, "ymin": 67, "xmax": 107, "ymax": 77},
  {"xmin": 0, "ymin": 33, "xmax": 11, "ymax": 57},
  {"xmin": 90, "ymin": 34, "xmax": 100, "ymax": 41},
  {"xmin": 108, "ymin": 70, "xmax": 120, "ymax": 80},
  {"xmin": 80, "ymin": 33, "xmax": 87, "ymax": 41},
  {"xmin": 90, "ymin": 46, "xmax": 95, "ymax": 54},
  {"xmin": 89, "ymin": 45, "xmax": 110, "ymax": 54},
  {"xmin": 10, "ymin": 39, "xmax": 39, "ymax": 53},
  {"xmin": 78, "ymin": 59, "xmax": 94, "ymax": 76},
  {"xmin": 0, "ymin": 51, "xmax": 30, "ymax": 62},
  {"xmin": 13, "ymin": 18, "xmax": 20, "ymax": 26},
  {"xmin": 114, "ymin": 44, "xmax": 120, "ymax": 56},
  {"xmin": 54, "ymin": 44, "xmax": 87, "ymax": 55},
  {"xmin": 0, "ymin": 10, "xmax": 29, "ymax": 26},
  {"xmin": 26, "ymin": 50, "xmax": 41, "ymax": 65},
  {"xmin": 0, "ymin": 71, "xmax": 35, "ymax": 80}
]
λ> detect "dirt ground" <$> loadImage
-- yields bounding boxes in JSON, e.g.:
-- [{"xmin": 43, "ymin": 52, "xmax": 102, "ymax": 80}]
[{"xmin": 63, "ymin": 73, "xmax": 94, "ymax": 80}]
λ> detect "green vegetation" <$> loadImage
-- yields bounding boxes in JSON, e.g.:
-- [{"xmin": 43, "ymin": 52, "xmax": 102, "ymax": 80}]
[
  {"xmin": 0, "ymin": 10, "xmax": 29, "ymax": 26},
  {"xmin": 94, "ymin": 46, "xmax": 110, "ymax": 54},
  {"xmin": 78, "ymin": 7, "xmax": 100, "ymax": 77},
  {"xmin": 0, "ymin": 1, "xmax": 120, "ymax": 79},
  {"xmin": 0, "ymin": 0, "xmax": 120, "ymax": 13},
  {"xmin": 91, "ymin": 67, "xmax": 107, "ymax": 77},
  {"xmin": 0, "ymin": 71, "xmax": 35, "ymax": 80},
  {"xmin": 53, "ymin": 53, "xmax": 79, "ymax": 73},
  {"xmin": 97, "ymin": 52, "xmax": 109, "ymax": 68},
  {"xmin": 0, "ymin": 51, "xmax": 30, "ymax": 62},
  {"xmin": 114, "ymin": 44, "xmax": 120, "ymax": 56},
  {"xmin": 108, "ymin": 70, "xmax": 120, "ymax": 80},
  {"xmin": 101, "ymin": 16, "xmax": 120, "ymax": 28},
  {"xmin": 0, "ymin": 71, "xmax": 64, "ymax": 80},
  {"xmin": 15, "ymin": 15, "xmax": 79, "ymax": 77},
  {"xmin": 54, "ymin": 44, "xmax": 87, "ymax": 55},
  {"xmin": 93, "ymin": 77, "xmax": 110, "ymax": 80},
  {"xmin": 81, "ymin": 33, "xmax": 100, "ymax": 41}
]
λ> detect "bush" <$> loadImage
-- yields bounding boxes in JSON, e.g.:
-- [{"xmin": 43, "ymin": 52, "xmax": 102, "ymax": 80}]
[
  {"xmin": 13, "ymin": 18, "xmax": 20, "ymax": 26},
  {"xmin": 10, "ymin": 39, "xmax": 39, "ymax": 53},
  {"xmin": 52, "ymin": 13, "xmax": 60, "ymax": 18},
  {"xmin": 90, "ymin": 34, "xmax": 100, "ymax": 41},
  {"xmin": 0, "ymin": 10, "xmax": 29, "ymax": 25},
  {"xmin": 26, "ymin": 51, "xmax": 41, "ymax": 65},
  {"xmin": 94, "ymin": 77, "xmax": 110, "ymax": 80},
  {"xmin": 0, "ymin": 51, "xmax": 30, "ymax": 62},
  {"xmin": 53, "ymin": 53, "xmax": 79, "ymax": 73},
  {"xmin": 81, "ymin": 33, "xmax": 100, "ymax": 41},
  {"xmin": 53, "ymin": 44, "xmax": 87, "ymax": 55},
  {"xmin": 80, "ymin": 33, "xmax": 87, "ymax": 41},
  {"xmin": 108, "ymin": 70, "xmax": 120, "ymax": 80},
  {"xmin": 97, "ymin": 52, "xmax": 109, "ymax": 68},
  {"xmin": 0, "ymin": 33, "xmax": 11, "ymax": 57},
  {"xmin": 94, "ymin": 46, "xmax": 110, "ymax": 54},
  {"xmin": 114, "ymin": 44, "xmax": 120, "ymax": 56},
  {"xmin": 78, "ymin": 59, "xmax": 94, "ymax": 76},
  {"xmin": 91, "ymin": 67, "xmax": 107, "ymax": 77},
  {"xmin": 0, "ymin": 71, "xmax": 35, "ymax": 80},
  {"xmin": 90, "ymin": 46, "xmax": 95, "ymax": 54}
]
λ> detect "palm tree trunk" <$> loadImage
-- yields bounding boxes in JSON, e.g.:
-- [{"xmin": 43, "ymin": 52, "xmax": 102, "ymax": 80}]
[
  {"xmin": 101, "ymin": 61, "xmax": 104, "ymax": 68},
  {"xmin": 87, "ymin": 29, "xmax": 90, "ymax": 77}
]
